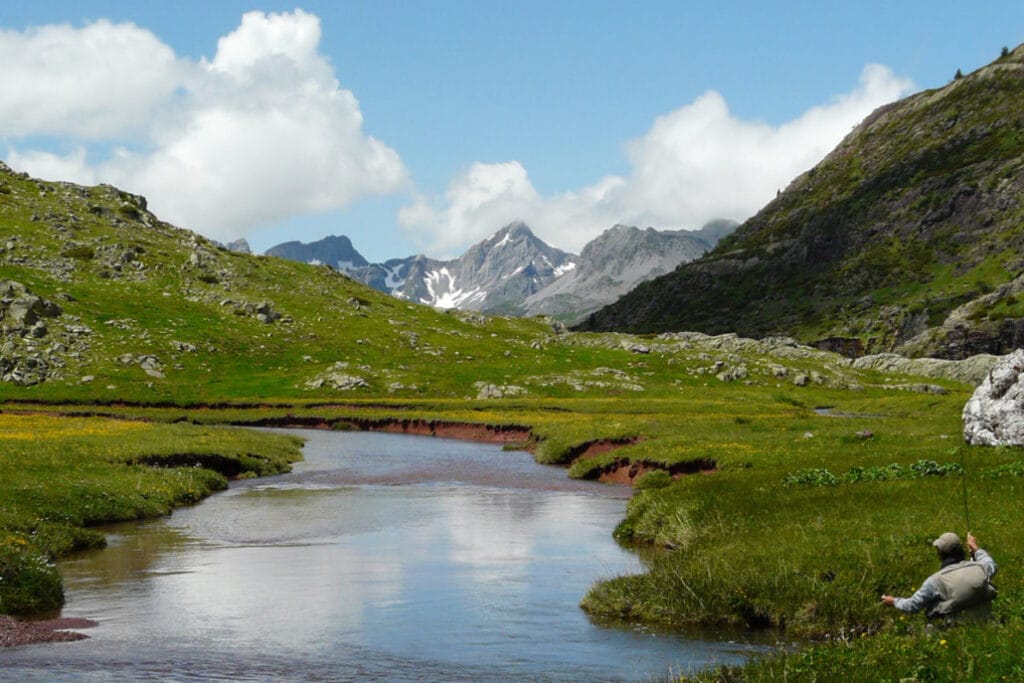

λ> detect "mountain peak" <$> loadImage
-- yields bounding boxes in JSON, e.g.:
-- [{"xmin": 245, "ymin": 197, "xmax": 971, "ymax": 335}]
[
  {"xmin": 265, "ymin": 234, "xmax": 368, "ymax": 271},
  {"xmin": 487, "ymin": 221, "xmax": 534, "ymax": 245}
]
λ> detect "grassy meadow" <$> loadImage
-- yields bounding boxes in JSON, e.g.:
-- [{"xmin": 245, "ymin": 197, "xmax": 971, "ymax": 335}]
[{"xmin": 4, "ymin": 371, "xmax": 1024, "ymax": 679}]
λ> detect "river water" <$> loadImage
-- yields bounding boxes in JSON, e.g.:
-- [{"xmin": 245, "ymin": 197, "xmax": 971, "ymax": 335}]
[{"xmin": 2, "ymin": 429, "xmax": 764, "ymax": 681}]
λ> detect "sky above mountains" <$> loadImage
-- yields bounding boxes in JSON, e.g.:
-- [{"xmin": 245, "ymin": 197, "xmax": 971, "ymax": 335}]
[{"xmin": 2, "ymin": 2, "xmax": 1022, "ymax": 261}]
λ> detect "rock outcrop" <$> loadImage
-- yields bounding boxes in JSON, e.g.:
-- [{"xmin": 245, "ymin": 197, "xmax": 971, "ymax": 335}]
[
  {"xmin": 852, "ymin": 353, "xmax": 1000, "ymax": 386},
  {"xmin": 0, "ymin": 280, "xmax": 70, "ymax": 385},
  {"xmin": 963, "ymin": 350, "xmax": 1024, "ymax": 445}
]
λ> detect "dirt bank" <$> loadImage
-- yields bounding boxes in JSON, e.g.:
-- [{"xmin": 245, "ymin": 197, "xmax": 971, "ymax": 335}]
[
  {"xmin": 595, "ymin": 457, "xmax": 718, "ymax": 485},
  {"xmin": 0, "ymin": 616, "xmax": 97, "ymax": 647},
  {"xmin": 240, "ymin": 415, "xmax": 534, "ymax": 443}
]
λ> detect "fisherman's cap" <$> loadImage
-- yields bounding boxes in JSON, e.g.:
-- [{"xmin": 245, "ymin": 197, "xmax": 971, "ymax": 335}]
[{"xmin": 933, "ymin": 532, "xmax": 963, "ymax": 554}]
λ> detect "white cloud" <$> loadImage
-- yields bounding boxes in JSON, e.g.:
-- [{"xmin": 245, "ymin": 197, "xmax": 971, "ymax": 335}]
[
  {"xmin": 397, "ymin": 161, "xmax": 541, "ymax": 256},
  {"xmin": 0, "ymin": 20, "xmax": 183, "ymax": 138},
  {"xmin": 400, "ymin": 64, "xmax": 915, "ymax": 254},
  {"xmin": 1, "ymin": 11, "xmax": 914, "ymax": 257},
  {"xmin": 4, "ymin": 10, "xmax": 407, "ymax": 242}
]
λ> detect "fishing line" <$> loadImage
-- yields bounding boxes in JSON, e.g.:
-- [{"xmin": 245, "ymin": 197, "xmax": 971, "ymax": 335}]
[{"xmin": 959, "ymin": 446, "xmax": 973, "ymax": 556}]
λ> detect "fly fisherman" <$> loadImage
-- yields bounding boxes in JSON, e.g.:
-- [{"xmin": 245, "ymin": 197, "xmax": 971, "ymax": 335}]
[{"xmin": 881, "ymin": 532, "xmax": 997, "ymax": 623}]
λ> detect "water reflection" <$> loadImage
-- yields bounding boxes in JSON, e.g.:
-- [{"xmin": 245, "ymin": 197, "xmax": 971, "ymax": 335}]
[{"xmin": 2, "ymin": 430, "xmax": 765, "ymax": 682}]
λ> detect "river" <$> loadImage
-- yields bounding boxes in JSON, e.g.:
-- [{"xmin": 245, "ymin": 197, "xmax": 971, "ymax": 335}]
[{"xmin": 1, "ymin": 429, "xmax": 764, "ymax": 681}]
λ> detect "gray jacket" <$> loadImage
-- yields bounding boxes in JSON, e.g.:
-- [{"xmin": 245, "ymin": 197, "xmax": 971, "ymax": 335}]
[{"xmin": 894, "ymin": 549, "xmax": 997, "ymax": 619}]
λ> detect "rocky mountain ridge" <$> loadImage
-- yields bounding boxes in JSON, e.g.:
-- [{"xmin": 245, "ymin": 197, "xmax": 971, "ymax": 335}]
[
  {"xmin": 520, "ymin": 220, "xmax": 736, "ymax": 321},
  {"xmin": 267, "ymin": 220, "xmax": 734, "ymax": 319},
  {"xmin": 361, "ymin": 221, "xmax": 576, "ymax": 311},
  {"xmin": 579, "ymin": 44, "xmax": 1024, "ymax": 360},
  {"xmin": 266, "ymin": 235, "xmax": 368, "ymax": 270}
]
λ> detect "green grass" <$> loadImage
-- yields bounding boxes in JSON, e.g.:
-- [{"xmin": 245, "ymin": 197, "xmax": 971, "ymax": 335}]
[
  {"xmin": 688, "ymin": 621, "xmax": 1024, "ymax": 682},
  {"xmin": 0, "ymin": 413, "xmax": 302, "ymax": 614},
  {"xmin": 5, "ymin": 384, "xmax": 1020, "ymax": 679}
]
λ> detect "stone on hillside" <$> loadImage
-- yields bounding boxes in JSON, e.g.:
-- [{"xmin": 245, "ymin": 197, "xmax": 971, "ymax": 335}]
[
  {"xmin": 322, "ymin": 373, "xmax": 368, "ymax": 390},
  {"xmin": 306, "ymin": 363, "xmax": 369, "ymax": 391},
  {"xmin": 475, "ymin": 383, "xmax": 504, "ymax": 399},
  {"xmin": 138, "ymin": 355, "xmax": 164, "ymax": 379},
  {"xmin": 227, "ymin": 238, "xmax": 251, "ymax": 254},
  {"xmin": 254, "ymin": 301, "xmax": 281, "ymax": 323},
  {"xmin": 0, "ymin": 280, "xmax": 28, "ymax": 299},
  {"xmin": 5, "ymin": 294, "xmax": 62, "ymax": 328},
  {"xmin": 473, "ymin": 382, "xmax": 526, "ymax": 399},
  {"xmin": 716, "ymin": 364, "xmax": 749, "ymax": 382},
  {"xmin": 883, "ymin": 383, "xmax": 948, "ymax": 395},
  {"xmin": 621, "ymin": 340, "xmax": 650, "ymax": 354},
  {"xmin": 963, "ymin": 349, "xmax": 1024, "ymax": 445},
  {"xmin": 853, "ymin": 352, "xmax": 999, "ymax": 386}
]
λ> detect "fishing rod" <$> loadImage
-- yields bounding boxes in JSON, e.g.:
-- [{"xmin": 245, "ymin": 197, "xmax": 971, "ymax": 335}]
[{"xmin": 959, "ymin": 446, "xmax": 973, "ymax": 558}]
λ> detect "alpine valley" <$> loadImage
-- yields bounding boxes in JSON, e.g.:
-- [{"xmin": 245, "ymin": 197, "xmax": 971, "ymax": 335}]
[{"xmin": 4, "ymin": 40, "xmax": 1024, "ymax": 683}]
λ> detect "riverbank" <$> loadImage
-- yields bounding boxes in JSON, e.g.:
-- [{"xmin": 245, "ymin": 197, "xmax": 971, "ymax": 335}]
[
  {"xmin": 0, "ymin": 412, "xmax": 303, "ymax": 618},
  {"xmin": 0, "ymin": 616, "xmax": 97, "ymax": 647},
  {"xmin": 3, "ymin": 392, "xmax": 1024, "ymax": 679}
]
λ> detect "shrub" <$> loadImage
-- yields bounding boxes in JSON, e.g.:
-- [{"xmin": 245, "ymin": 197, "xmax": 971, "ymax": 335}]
[
  {"xmin": 782, "ymin": 468, "xmax": 840, "ymax": 487},
  {"xmin": 118, "ymin": 204, "xmax": 141, "ymax": 220},
  {"xmin": 61, "ymin": 245, "xmax": 95, "ymax": 260},
  {"xmin": 786, "ymin": 460, "xmax": 962, "ymax": 487},
  {"xmin": 0, "ymin": 541, "xmax": 63, "ymax": 615},
  {"xmin": 983, "ymin": 460, "xmax": 1024, "ymax": 478}
]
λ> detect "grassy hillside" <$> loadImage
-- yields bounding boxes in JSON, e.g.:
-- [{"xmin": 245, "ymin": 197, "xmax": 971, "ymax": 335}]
[
  {"xmin": 579, "ymin": 45, "xmax": 1024, "ymax": 360},
  {"xmin": 1, "ymin": 158, "xmax": 962, "ymax": 406}
]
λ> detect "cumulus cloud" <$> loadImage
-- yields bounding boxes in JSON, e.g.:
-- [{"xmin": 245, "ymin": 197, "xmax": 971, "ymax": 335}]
[
  {"xmin": 0, "ymin": 20, "xmax": 183, "ymax": 138},
  {"xmin": 4, "ymin": 10, "xmax": 407, "ymax": 241},
  {"xmin": 397, "ymin": 162, "xmax": 542, "ymax": 255},
  {"xmin": 400, "ymin": 64, "xmax": 914, "ymax": 254}
]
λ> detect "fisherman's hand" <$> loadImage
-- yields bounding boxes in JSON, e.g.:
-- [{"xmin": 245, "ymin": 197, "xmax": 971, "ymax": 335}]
[
  {"xmin": 967, "ymin": 534, "xmax": 979, "ymax": 554},
  {"xmin": 880, "ymin": 595, "xmax": 896, "ymax": 607}
]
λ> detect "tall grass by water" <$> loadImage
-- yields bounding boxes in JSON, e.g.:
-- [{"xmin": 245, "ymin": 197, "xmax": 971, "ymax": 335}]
[{"xmin": 0, "ymin": 413, "xmax": 302, "ymax": 614}]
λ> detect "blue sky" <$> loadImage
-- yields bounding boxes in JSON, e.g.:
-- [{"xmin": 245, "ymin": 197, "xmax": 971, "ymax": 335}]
[{"xmin": 2, "ymin": 2, "xmax": 1023, "ymax": 261}]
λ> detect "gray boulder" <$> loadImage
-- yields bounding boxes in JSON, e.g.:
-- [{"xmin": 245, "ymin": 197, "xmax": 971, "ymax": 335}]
[
  {"xmin": 620, "ymin": 340, "xmax": 650, "ymax": 354},
  {"xmin": 138, "ymin": 355, "xmax": 165, "ymax": 379},
  {"xmin": 963, "ymin": 349, "xmax": 1024, "ymax": 445},
  {"xmin": 5, "ymin": 294, "xmax": 62, "ymax": 328}
]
